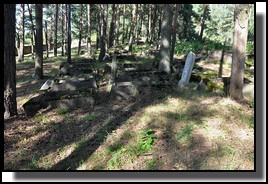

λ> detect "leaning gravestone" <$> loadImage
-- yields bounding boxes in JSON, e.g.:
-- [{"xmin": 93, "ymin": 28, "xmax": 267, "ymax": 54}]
[
  {"xmin": 178, "ymin": 51, "xmax": 196, "ymax": 87},
  {"xmin": 111, "ymin": 54, "xmax": 117, "ymax": 83}
]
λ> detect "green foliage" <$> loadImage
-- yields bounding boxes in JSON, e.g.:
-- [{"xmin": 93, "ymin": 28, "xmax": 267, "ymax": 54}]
[
  {"xmin": 83, "ymin": 114, "xmax": 97, "ymax": 122},
  {"xmin": 248, "ymin": 99, "xmax": 254, "ymax": 108},
  {"xmin": 132, "ymin": 45, "xmax": 150, "ymax": 54},
  {"xmin": 225, "ymin": 146, "xmax": 235, "ymax": 156},
  {"xmin": 57, "ymin": 107, "xmax": 70, "ymax": 115},
  {"xmin": 246, "ymin": 43, "xmax": 254, "ymax": 55},
  {"xmin": 146, "ymin": 157, "xmax": 163, "ymax": 170},
  {"xmin": 108, "ymin": 142, "xmax": 123, "ymax": 153},
  {"xmin": 32, "ymin": 114, "xmax": 51, "ymax": 124},
  {"xmin": 176, "ymin": 124, "xmax": 194, "ymax": 144},
  {"xmin": 138, "ymin": 128, "xmax": 159, "ymax": 153},
  {"xmin": 204, "ymin": 39, "xmax": 227, "ymax": 51},
  {"xmin": 175, "ymin": 41, "xmax": 203, "ymax": 55}
]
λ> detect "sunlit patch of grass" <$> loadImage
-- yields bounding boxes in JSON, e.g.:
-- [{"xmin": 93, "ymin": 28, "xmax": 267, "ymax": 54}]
[
  {"xmin": 32, "ymin": 114, "xmax": 51, "ymax": 124},
  {"xmin": 225, "ymin": 146, "xmax": 236, "ymax": 156},
  {"xmin": 176, "ymin": 123, "xmax": 194, "ymax": 146},
  {"xmin": 91, "ymin": 165, "xmax": 106, "ymax": 170},
  {"xmin": 226, "ymin": 164, "xmax": 234, "ymax": 170}
]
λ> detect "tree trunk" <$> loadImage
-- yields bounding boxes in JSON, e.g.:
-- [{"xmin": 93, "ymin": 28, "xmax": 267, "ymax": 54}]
[
  {"xmin": 61, "ymin": 4, "xmax": 65, "ymax": 56},
  {"xmin": 150, "ymin": 4, "xmax": 157, "ymax": 44},
  {"xmin": 158, "ymin": 4, "xmax": 173, "ymax": 76},
  {"xmin": 146, "ymin": 4, "xmax": 152, "ymax": 43},
  {"xmin": 122, "ymin": 4, "xmax": 126, "ymax": 44},
  {"xmin": 128, "ymin": 4, "xmax": 138, "ymax": 53},
  {"xmin": 170, "ymin": 4, "xmax": 180, "ymax": 63},
  {"xmin": 115, "ymin": 4, "xmax": 121, "ymax": 46},
  {"xmin": 4, "ymin": 4, "xmax": 17, "ymax": 119},
  {"xmin": 78, "ymin": 4, "xmax": 83, "ymax": 55},
  {"xmin": 108, "ymin": 4, "xmax": 116, "ymax": 48},
  {"xmin": 53, "ymin": 4, "xmax": 58, "ymax": 57},
  {"xmin": 18, "ymin": 4, "xmax": 25, "ymax": 62},
  {"xmin": 96, "ymin": 10, "xmax": 100, "ymax": 50},
  {"xmin": 200, "ymin": 4, "xmax": 208, "ymax": 41},
  {"xmin": 64, "ymin": 4, "xmax": 68, "ymax": 56},
  {"xmin": 135, "ymin": 4, "xmax": 139, "ymax": 43},
  {"xmin": 98, "ymin": 4, "xmax": 108, "ymax": 62},
  {"xmin": 34, "ymin": 4, "xmax": 43, "ymax": 79},
  {"xmin": 67, "ymin": 4, "xmax": 71, "ymax": 63},
  {"xmin": 105, "ymin": 4, "xmax": 108, "ymax": 52},
  {"xmin": 87, "ymin": 4, "xmax": 91, "ymax": 54},
  {"xmin": 45, "ymin": 21, "xmax": 49, "ymax": 58},
  {"xmin": 27, "ymin": 4, "xmax": 35, "ymax": 60},
  {"xmin": 219, "ymin": 37, "xmax": 227, "ymax": 78},
  {"xmin": 157, "ymin": 6, "xmax": 163, "ymax": 43},
  {"xmin": 229, "ymin": 4, "xmax": 251, "ymax": 100}
]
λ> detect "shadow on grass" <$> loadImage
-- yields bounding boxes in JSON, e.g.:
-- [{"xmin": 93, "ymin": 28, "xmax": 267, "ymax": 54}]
[{"xmin": 6, "ymin": 83, "xmax": 227, "ymax": 170}]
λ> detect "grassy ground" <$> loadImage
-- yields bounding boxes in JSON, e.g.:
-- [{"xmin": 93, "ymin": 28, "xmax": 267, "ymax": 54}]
[{"xmin": 4, "ymin": 43, "xmax": 254, "ymax": 170}]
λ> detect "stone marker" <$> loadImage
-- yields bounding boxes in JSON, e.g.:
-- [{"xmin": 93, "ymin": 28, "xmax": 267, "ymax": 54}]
[
  {"xmin": 196, "ymin": 79, "xmax": 207, "ymax": 91},
  {"xmin": 178, "ymin": 51, "xmax": 196, "ymax": 87},
  {"xmin": 111, "ymin": 54, "xmax": 117, "ymax": 83},
  {"xmin": 110, "ymin": 84, "xmax": 138, "ymax": 101},
  {"xmin": 40, "ymin": 79, "xmax": 54, "ymax": 91}
]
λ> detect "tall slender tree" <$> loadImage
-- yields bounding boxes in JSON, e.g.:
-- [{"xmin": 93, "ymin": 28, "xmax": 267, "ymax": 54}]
[
  {"xmin": 67, "ymin": 4, "xmax": 72, "ymax": 63},
  {"xmin": 199, "ymin": 4, "xmax": 209, "ymax": 41},
  {"xmin": 146, "ymin": 4, "xmax": 152, "ymax": 43},
  {"xmin": 45, "ymin": 21, "xmax": 49, "ymax": 58},
  {"xmin": 122, "ymin": 4, "xmax": 126, "ymax": 44},
  {"xmin": 229, "ymin": 4, "xmax": 251, "ymax": 100},
  {"xmin": 158, "ymin": 4, "xmax": 173, "ymax": 76},
  {"xmin": 77, "ymin": 4, "xmax": 83, "ymax": 55},
  {"xmin": 4, "ymin": 4, "xmax": 17, "ymax": 119},
  {"xmin": 98, "ymin": 4, "xmax": 108, "ymax": 62},
  {"xmin": 34, "ymin": 4, "xmax": 43, "ymax": 79},
  {"xmin": 53, "ymin": 4, "xmax": 58, "ymax": 57},
  {"xmin": 115, "ymin": 4, "xmax": 121, "ymax": 46},
  {"xmin": 128, "ymin": 4, "xmax": 138, "ymax": 52},
  {"xmin": 27, "ymin": 4, "xmax": 36, "ymax": 60},
  {"xmin": 61, "ymin": 4, "xmax": 65, "ymax": 56},
  {"xmin": 18, "ymin": 4, "xmax": 25, "ymax": 62},
  {"xmin": 87, "ymin": 4, "xmax": 91, "ymax": 54},
  {"xmin": 108, "ymin": 4, "xmax": 116, "ymax": 48},
  {"xmin": 170, "ymin": 4, "xmax": 180, "ymax": 63}
]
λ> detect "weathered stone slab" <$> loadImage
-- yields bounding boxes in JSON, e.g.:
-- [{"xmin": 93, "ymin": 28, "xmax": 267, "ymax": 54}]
[
  {"xmin": 243, "ymin": 84, "xmax": 254, "ymax": 99},
  {"xmin": 111, "ymin": 54, "xmax": 117, "ymax": 83},
  {"xmin": 110, "ymin": 84, "xmax": 138, "ymax": 101},
  {"xmin": 49, "ymin": 96, "xmax": 94, "ymax": 109},
  {"xmin": 178, "ymin": 51, "xmax": 196, "ymax": 87},
  {"xmin": 50, "ymin": 78, "xmax": 97, "ymax": 92},
  {"xmin": 40, "ymin": 79, "xmax": 55, "ymax": 91},
  {"xmin": 22, "ymin": 90, "xmax": 95, "ymax": 116}
]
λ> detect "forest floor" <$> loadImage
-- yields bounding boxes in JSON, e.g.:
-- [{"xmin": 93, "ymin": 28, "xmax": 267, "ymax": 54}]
[{"xmin": 4, "ymin": 45, "xmax": 254, "ymax": 170}]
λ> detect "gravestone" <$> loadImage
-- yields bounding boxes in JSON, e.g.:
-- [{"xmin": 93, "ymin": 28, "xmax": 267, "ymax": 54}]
[
  {"xmin": 40, "ymin": 79, "xmax": 55, "ymax": 91},
  {"xmin": 110, "ymin": 82, "xmax": 138, "ymax": 101},
  {"xmin": 178, "ymin": 51, "xmax": 196, "ymax": 87},
  {"xmin": 111, "ymin": 54, "xmax": 117, "ymax": 83}
]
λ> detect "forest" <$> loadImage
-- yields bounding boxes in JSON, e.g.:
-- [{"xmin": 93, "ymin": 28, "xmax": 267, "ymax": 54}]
[{"xmin": 4, "ymin": 4, "xmax": 254, "ymax": 170}]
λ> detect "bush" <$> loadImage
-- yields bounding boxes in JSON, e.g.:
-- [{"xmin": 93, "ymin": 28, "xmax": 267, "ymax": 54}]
[
  {"xmin": 246, "ymin": 43, "xmax": 254, "ymax": 55},
  {"xmin": 175, "ymin": 41, "xmax": 203, "ymax": 55}
]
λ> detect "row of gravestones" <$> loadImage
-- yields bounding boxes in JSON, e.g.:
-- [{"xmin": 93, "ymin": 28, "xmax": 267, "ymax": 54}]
[{"xmin": 23, "ymin": 60, "xmax": 98, "ymax": 117}]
